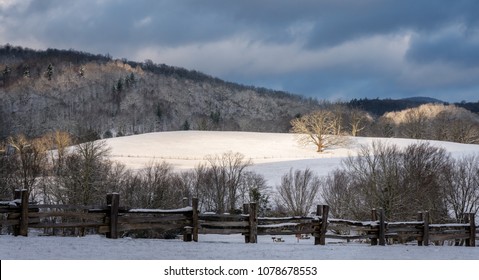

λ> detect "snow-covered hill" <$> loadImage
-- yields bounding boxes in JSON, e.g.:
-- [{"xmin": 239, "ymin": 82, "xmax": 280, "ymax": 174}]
[
  {"xmin": 2, "ymin": 131, "xmax": 479, "ymax": 262},
  {"xmin": 105, "ymin": 131, "xmax": 479, "ymax": 186}
]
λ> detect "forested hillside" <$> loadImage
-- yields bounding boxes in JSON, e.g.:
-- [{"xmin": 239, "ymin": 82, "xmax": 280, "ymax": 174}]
[
  {"xmin": 2, "ymin": 45, "xmax": 479, "ymax": 145},
  {"xmin": 349, "ymin": 97, "xmax": 479, "ymax": 117},
  {"xmin": 0, "ymin": 45, "xmax": 319, "ymax": 141}
]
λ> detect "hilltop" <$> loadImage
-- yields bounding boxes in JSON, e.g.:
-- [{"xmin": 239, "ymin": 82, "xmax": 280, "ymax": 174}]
[
  {"xmin": 103, "ymin": 130, "xmax": 479, "ymax": 186},
  {"xmin": 0, "ymin": 45, "xmax": 319, "ymax": 140}
]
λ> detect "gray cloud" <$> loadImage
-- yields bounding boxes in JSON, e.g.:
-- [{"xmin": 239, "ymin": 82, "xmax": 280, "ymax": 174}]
[
  {"xmin": 1, "ymin": 0, "xmax": 479, "ymax": 102},
  {"xmin": 406, "ymin": 25, "xmax": 479, "ymax": 67}
]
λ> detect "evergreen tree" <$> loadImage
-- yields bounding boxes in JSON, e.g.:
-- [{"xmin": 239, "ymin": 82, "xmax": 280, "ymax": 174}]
[
  {"xmin": 46, "ymin": 64, "xmax": 54, "ymax": 80},
  {"xmin": 181, "ymin": 120, "xmax": 190, "ymax": 130}
]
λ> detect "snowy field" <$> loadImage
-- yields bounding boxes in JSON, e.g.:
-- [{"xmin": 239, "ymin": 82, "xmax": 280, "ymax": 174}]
[
  {"xmin": 2, "ymin": 233, "xmax": 478, "ymax": 280},
  {"xmin": 2, "ymin": 131, "xmax": 479, "ymax": 279},
  {"xmin": 1, "ymin": 233, "xmax": 478, "ymax": 260},
  {"xmin": 105, "ymin": 131, "xmax": 479, "ymax": 186},
  {"xmin": 2, "ymin": 131, "xmax": 479, "ymax": 264}
]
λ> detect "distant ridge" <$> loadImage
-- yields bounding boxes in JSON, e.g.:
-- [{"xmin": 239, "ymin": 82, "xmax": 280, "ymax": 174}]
[{"xmin": 400, "ymin": 96, "xmax": 444, "ymax": 103}]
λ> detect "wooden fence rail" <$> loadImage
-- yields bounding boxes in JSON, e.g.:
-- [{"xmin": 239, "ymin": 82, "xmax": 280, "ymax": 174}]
[{"xmin": 0, "ymin": 192, "xmax": 477, "ymax": 247}]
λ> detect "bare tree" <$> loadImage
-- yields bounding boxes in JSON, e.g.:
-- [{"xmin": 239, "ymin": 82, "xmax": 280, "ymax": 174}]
[
  {"xmin": 53, "ymin": 140, "xmax": 112, "ymax": 205},
  {"xmin": 323, "ymin": 141, "xmax": 451, "ymax": 222},
  {"xmin": 348, "ymin": 108, "xmax": 372, "ymax": 137},
  {"xmin": 277, "ymin": 168, "xmax": 321, "ymax": 216},
  {"xmin": 186, "ymin": 152, "xmax": 252, "ymax": 213},
  {"xmin": 322, "ymin": 169, "xmax": 361, "ymax": 219},
  {"xmin": 188, "ymin": 163, "xmax": 216, "ymax": 212},
  {"xmin": 7, "ymin": 134, "xmax": 48, "ymax": 199},
  {"xmin": 238, "ymin": 171, "xmax": 271, "ymax": 216},
  {"xmin": 138, "ymin": 161, "xmax": 186, "ymax": 209},
  {"xmin": 401, "ymin": 142, "xmax": 450, "ymax": 221},
  {"xmin": 443, "ymin": 155, "xmax": 479, "ymax": 221},
  {"xmin": 329, "ymin": 103, "xmax": 347, "ymax": 136},
  {"xmin": 401, "ymin": 107, "xmax": 428, "ymax": 139},
  {"xmin": 44, "ymin": 130, "xmax": 72, "ymax": 175},
  {"xmin": 116, "ymin": 169, "xmax": 143, "ymax": 208},
  {"xmin": 448, "ymin": 117, "xmax": 479, "ymax": 144},
  {"xmin": 0, "ymin": 142, "xmax": 18, "ymax": 199},
  {"xmin": 290, "ymin": 110, "xmax": 350, "ymax": 152},
  {"xmin": 204, "ymin": 151, "xmax": 252, "ymax": 213}
]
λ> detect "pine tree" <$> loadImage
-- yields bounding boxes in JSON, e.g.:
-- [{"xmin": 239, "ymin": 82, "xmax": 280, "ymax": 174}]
[{"xmin": 46, "ymin": 64, "xmax": 54, "ymax": 80}]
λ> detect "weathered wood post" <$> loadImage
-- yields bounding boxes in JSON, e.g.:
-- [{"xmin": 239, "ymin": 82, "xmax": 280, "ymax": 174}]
[
  {"xmin": 422, "ymin": 211, "xmax": 429, "ymax": 246},
  {"xmin": 192, "ymin": 198, "xmax": 199, "ymax": 242},
  {"xmin": 248, "ymin": 202, "xmax": 258, "ymax": 243},
  {"xmin": 13, "ymin": 190, "xmax": 21, "ymax": 236},
  {"xmin": 371, "ymin": 208, "xmax": 378, "ymax": 246},
  {"xmin": 466, "ymin": 213, "xmax": 476, "ymax": 247},
  {"xmin": 314, "ymin": 205, "xmax": 321, "ymax": 245},
  {"xmin": 19, "ymin": 189, "xmax": 29, "ymax": 237},
  {"xmin": 316, "ymin": 205, "xmax": 329, "ymax": 245},
  {"xmin": 417, "ymin": 212, "xmax": 423, "ymax": 246},
  {"xmin": 378, "ymin": 208, "xmax": 386, "ymax": 246},
  {"xmin": 183, "ymin": 197, "xmax": 198, "ymax": 242},
  {"xmin": 106, "ymin": 193, "xmax": 120, "ymax": 239},
  {"xmin": 316, "ymin": 205, "xmax": 322, "ymax": 216},
  {"xmin": 243, "ymin": 203, "xmax": 250, "ymax": 243}
]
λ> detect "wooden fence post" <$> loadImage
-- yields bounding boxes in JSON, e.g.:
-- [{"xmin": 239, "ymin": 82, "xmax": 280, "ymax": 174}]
[
  {"xmin": 192, "ymin": 198, "xmax": 199, "ymax": 242},
  {"xmin": 417, "ymin": 212, "xmax": 423, "ymax": 246},
  {"xmin": 248, "ymin": 202, "xmax": 257, "ymax": 243},
  {"xmin": 466, "ymin": 213, "xmax": 476, "ymax": 247},
  {"xmin": 183, "ymin": 198, "xmax": 192, "ymax": 242},
  {"xmin": 106, "ymin": 193, "xmax": 119, "ymax": 239},
  {"xmin": 314, "ymin": 205, "xmax": 321, "ymax": 245},
  {"xmin": 314, "ymin": 205, "xmax": 323, "ymax": 245},
  {"xmin": 422, "ymin": 211, "xmax": 429, "ymax": 246},
  {"xmin": 378, "ymin": 208, "xmax": 386, "ymax": 246},
  {"xmin": 19, "ymin": 189, "xmax": 29, "ymax": 237},
  {"xmin": 316, "ymin": 205, "xmax": 322, "ymax": 217},
  {"xmin": 13, "ymin": 190, "xmax": 21, "ymax": 236},
  {"xmin": 316, "ymin": 205, "xmax": 329, "ymax": 245},
  {"xmin": 371, "ymin": 208, "xmax": 378, "ymax": 246},
  {"xmin": 470, "ymin": 213, "xmax": 476, "ymax": 247},
  {"xmin": 243, "ymin": 203, "xmax": 250, "ymax": 243}
]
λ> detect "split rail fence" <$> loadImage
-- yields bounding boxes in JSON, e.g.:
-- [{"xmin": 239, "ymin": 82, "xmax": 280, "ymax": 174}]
[{"xmin": 0, "ymin": 191, "xmax": 477, "ymax": 246}]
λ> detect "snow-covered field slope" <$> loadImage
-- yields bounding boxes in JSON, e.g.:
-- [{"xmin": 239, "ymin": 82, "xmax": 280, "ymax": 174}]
[
  {"xmin": 2, "ymin": 132, "xmax": 479, "ymax": 261},
  {"xmin": 106, "ymin": 131, "xmax": 479, "ymax": 185}
]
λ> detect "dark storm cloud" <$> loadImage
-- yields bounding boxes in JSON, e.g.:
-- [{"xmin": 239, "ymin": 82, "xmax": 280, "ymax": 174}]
[
  {"xmin": 2, "ymin": 0, "xmax": 479, "ymax": 101},
  {"xmin": 406, "ymin": 25, "xmax": 479, "ymax": 68}
]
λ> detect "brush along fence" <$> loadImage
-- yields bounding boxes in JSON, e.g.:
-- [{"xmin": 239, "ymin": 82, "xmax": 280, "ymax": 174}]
[{"xmin": 0, "ymin": 191, "xmax": 477, "ymax": 246}]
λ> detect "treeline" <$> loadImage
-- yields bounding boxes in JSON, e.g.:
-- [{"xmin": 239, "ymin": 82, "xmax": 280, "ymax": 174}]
[
  {"xmin": 299, "ymin": 102, "xmax": 479, "ymax": 145},
  {"xmin": 323, "ymin": 141, "xmax": 479, "ymax": 223},
  {"xmin": 375, "ymin": 103, "xmax": 479, "ymax": 144},
  {"xmin": 349, "ymin": 97, "xmax": 435, "ymax": 116},
  {"xmin": 0, "ymin": 132, "xmax": 272, "ymax": 216},
  {"xmin": 349, "ymin": 97, "xmax": 479, "ymax": 116},
  {"xmin": 2, "ymin": 133, "xmax": 478, "ymax": 226}
]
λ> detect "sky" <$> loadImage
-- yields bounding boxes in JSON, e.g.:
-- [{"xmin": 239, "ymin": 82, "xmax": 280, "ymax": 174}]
[{"xmin": 1, "ymin": 0, "xmax": 479, "ymax": 102}]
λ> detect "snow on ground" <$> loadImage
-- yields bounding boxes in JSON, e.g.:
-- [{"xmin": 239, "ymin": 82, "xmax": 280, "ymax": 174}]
[
  {"xmin": 106, "ymin": 131, "xmax": 479, "ymax": 185},
  {"xmin": 1, "ymin": 233, "xmax": 478, "ymax": 260},
  {"xmin": 2, "ymin": 132, "xmax": 479, "ymax": 262}
]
